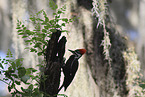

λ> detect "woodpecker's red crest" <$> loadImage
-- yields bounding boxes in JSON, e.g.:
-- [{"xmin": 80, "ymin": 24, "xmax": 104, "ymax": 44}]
[
  {"xmin": 68, "ymin": 49, "xmax": 86, "ymax": 55},
  {"xmin": 78, "ymin": 49, "xmax": 86, "ymax": 55}
]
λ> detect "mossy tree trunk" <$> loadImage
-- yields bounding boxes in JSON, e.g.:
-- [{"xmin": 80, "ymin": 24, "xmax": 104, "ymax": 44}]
[{"xmin": 57, "ymin": 0, "xmax": 140, "ymax": 97}]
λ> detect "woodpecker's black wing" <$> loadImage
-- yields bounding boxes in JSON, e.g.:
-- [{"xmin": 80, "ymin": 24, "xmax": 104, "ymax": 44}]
[
  {"xmin": 62, "ymin": 55, "xmax": 79, "ymax": 90},
  {"xmin": 63, "ymin": 55, "xmax": 78, "ymax": 76}
]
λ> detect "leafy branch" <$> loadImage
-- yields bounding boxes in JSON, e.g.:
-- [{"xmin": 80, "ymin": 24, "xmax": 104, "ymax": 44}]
[{"xmin": 0, "ymin": 1, "xmax": 72, "ymax": 96}]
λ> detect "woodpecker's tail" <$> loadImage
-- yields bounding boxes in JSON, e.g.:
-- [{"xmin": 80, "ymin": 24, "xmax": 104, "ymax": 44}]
[{"xmin": 57, "ymin": 83, "xmax": 64, "ymax": 93}]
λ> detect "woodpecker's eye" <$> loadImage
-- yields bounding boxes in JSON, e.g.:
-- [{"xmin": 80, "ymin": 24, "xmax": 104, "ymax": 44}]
[{"xmin": 75, "ymin": 50, "xmax": 81, "ymax": 54}]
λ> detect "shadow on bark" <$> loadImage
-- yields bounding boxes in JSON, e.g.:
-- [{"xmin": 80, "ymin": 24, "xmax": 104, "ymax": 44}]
[{"xmin": 85, "ymin": 24, "xmax": 129, "ymax": 97}]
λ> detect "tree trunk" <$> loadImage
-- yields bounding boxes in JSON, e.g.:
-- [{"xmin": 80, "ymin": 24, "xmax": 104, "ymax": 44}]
[
  {"xmin": 0, "ymin": 0, "xmax": 141, "ymax": 97},
  {"xmin": 57, "ymin": 0, "xmax": 139, "ymax": 97}
]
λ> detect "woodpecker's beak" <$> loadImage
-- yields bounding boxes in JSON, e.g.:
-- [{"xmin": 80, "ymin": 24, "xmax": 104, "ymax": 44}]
[{"xmin": 68, "ymin": 49, "xmax": 75, "ymax": 54}]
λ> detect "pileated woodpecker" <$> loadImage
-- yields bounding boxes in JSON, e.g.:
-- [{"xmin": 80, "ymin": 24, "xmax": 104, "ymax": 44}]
[{"xmin": 58, "ymin": 49, "xmax": 86, "ymax": 92}]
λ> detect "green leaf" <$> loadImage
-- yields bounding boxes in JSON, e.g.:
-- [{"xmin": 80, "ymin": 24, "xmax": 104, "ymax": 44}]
[
  {"xmin": 55, "ymin": 15, "xmax": 60, "ymax": 19},
  {"xmin": 15, "ymin": 80, "xmax": 21, "ymax": 85},
  {"xmin": 50, "ymin": 29, "xmax": 57, "ymax": 33},
  {"xmin": 25, "ymin": 47, "xmax": 29, "ymax": 51},
  {"xmin": 18, "ymin": 67, "xmax": 26, "ymax": 78},
  {"xmin": 22, "ymin": 36, "xmax": 28, "ymax": 38},
  {"xmin": 37, "ymin": 52, "xmax": 42, "ymax": 56},
  {"xmin": 6, "ymin": 49, "xmax": 13, "ymax": 57},
  {"xmin": 32, "ymin": 37, "xmax": 36, "ymax": 40},
  {"xmin": 12, "ymin": 93, "xmax": 15, "ymax": 97},
  {"xmin": 49, "ymin": 0, "xmax": 58, "ymax": 10},
  {"xmin": 43, "ymin": 45, "xmax": 46, "ymax": 49},
  {"xmin": 34, "ymin": 42, "xmax": 42, "ymax": 48},
  {"xmin": 42, "ymin": 10, "xmax": 47, "ymax": 17},
  {"xmin": 0, "ymin": 63, "xmax": 4, "ymax": 69},
  {"xmin": 16, "ymin": 27, "xmax": 21, "ymax": 29},
  {"xmin": 36, "ymin": 9, "xmax": 43, "ymax": 15},
  {"xmin": 69, "ymin": 18, "xmax": 73, "ymax": 22},
  {"xmin": 57, "ymin": 10, "xmax": 62, "ymax": 14},
  {"xmin": 56, "ymin": 24, "xmax": 61, "ymax": 28},
  {"xmin": 28, "ymin": 84, "xmax": 33, "ymax": 90},
  {"xmin": 16, "ymin": 58, "xmax": 23, "ymax": 67},
  {"xmin": 45, "ymin": 17, "xmax": 49, "ymax": 22},
  {"xmin": 31, "ymin": 68, "xmax": 37, "ymax": 72},
  {"xmin": 11, "ymin": 62, "xmax": 16, "ymax": 70},
  {"xmin": 25, "ymin": 30, "xmax": 31, "ymax": 35},
  {"xmin": 30, "ymin": 17, "xmax": 36, "ymax": 22},
  {"xmin": 53, "ymin": 13, "xmax": 57, "ymax": 15},
  {"xmin": 36, "ymin": 37, "xmax": 42, "ymax": 41},
  {"xmin": 3, "ymin": 78, "xmax": 9, "ymax": 81},
  {"xmin": 1, "ymin": 60, "xmax": 4, "ymax": 63},
  {"xmin": 5, "ymin": 62, "xmax": 8, "ymax": 64},
  {"xmin": 17, "ymin": 30, "xmax": 23, "ymax": 32},
  {"xmin": 18, "ymin": 32, "xmax": 25, "ymax": 35},
  {"xmin": 11, "ymin": 82, "xmax": 15, "ymax": 88},
  {"xmin": 21, "ymin": 87, "xmax": 25, "ymax": 92},
  {"xmin": 56, "ymin": 19, "xmax": 60, "ymax": 22},
  {"xmin": 29, "ymin": 75, "xmax": 34, "ymax": 78},
  {"xmin": 26, "ymin": 69, "xmax": 31, "ymax": 75},
  {"xmin": 41, "ymin": 33, "xmax": 47, "ymax": 38},
  {"xmin": 41, "ymin": 22, "xmax": 46, "ymax": 25},
  {"xmin": 16, "ymin": 95, "xmax": 20, "ymax": 97},
  {"xmin": 62, "ymin": 18, "xmax": 68, "ymax": 23},
  {"xmin": 44, "ymin": 25, "xmax": 49, "ymax": 29},
  {"xmin": 8, "ymin": 66, "xmax": 12, "ymax": 71},
  {"xmin": 49, "ymin": 20, "xmax": 55, "ymax": 25},
  {"xmin": 8, "ymin": 86, "xmax": 11, "ymax": 92},
  {"xmin": 41, "ymin": 40, "xmax": 47, "ymax": 45},
  {"xmin": 61, "ymin": 30, "xmax": 69, "ymax": 33},
  {"xmin": 22, "ymin": 25, "xmax": 24, "ymax": 27},
  {"xmin": 8, "ymin": 81, "xmax": 11, "ymax": 85},
  {"xmin": 11, "ymin": 74, "xmax": 18, "ymax": 78},
  {"xmin": 61, "ymin": 5, "xmax": 66, "ymax": 11},
  {"xmin": 42, "ymin": 29, "xmax": 47, "ymax": 33},
  {"xmin": 61, "ymin": 23, "xmax": 65, "ymax": 26},
  {"xmin": 30, "ymin": 48, "xmax": 37, "ymax": 53},
  {"xmin": 33, "ymin": 88, "xmax": 39, "ymax": 95},
  {"xmin": 25, "ymin": 40, "xmax": 32, "ymax": 43},
  {"xmin": 36, "ymin": 18, "xmax": 44, "ymax": 21},
  {"xmin": 23, "ymin": 27, "xmax": 27, "ymax": 30}
]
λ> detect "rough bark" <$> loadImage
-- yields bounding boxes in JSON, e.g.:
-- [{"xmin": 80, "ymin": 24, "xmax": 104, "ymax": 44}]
[{"xmin": 57, "ymin": 0, "xmax": 131, "ymax": 97}]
